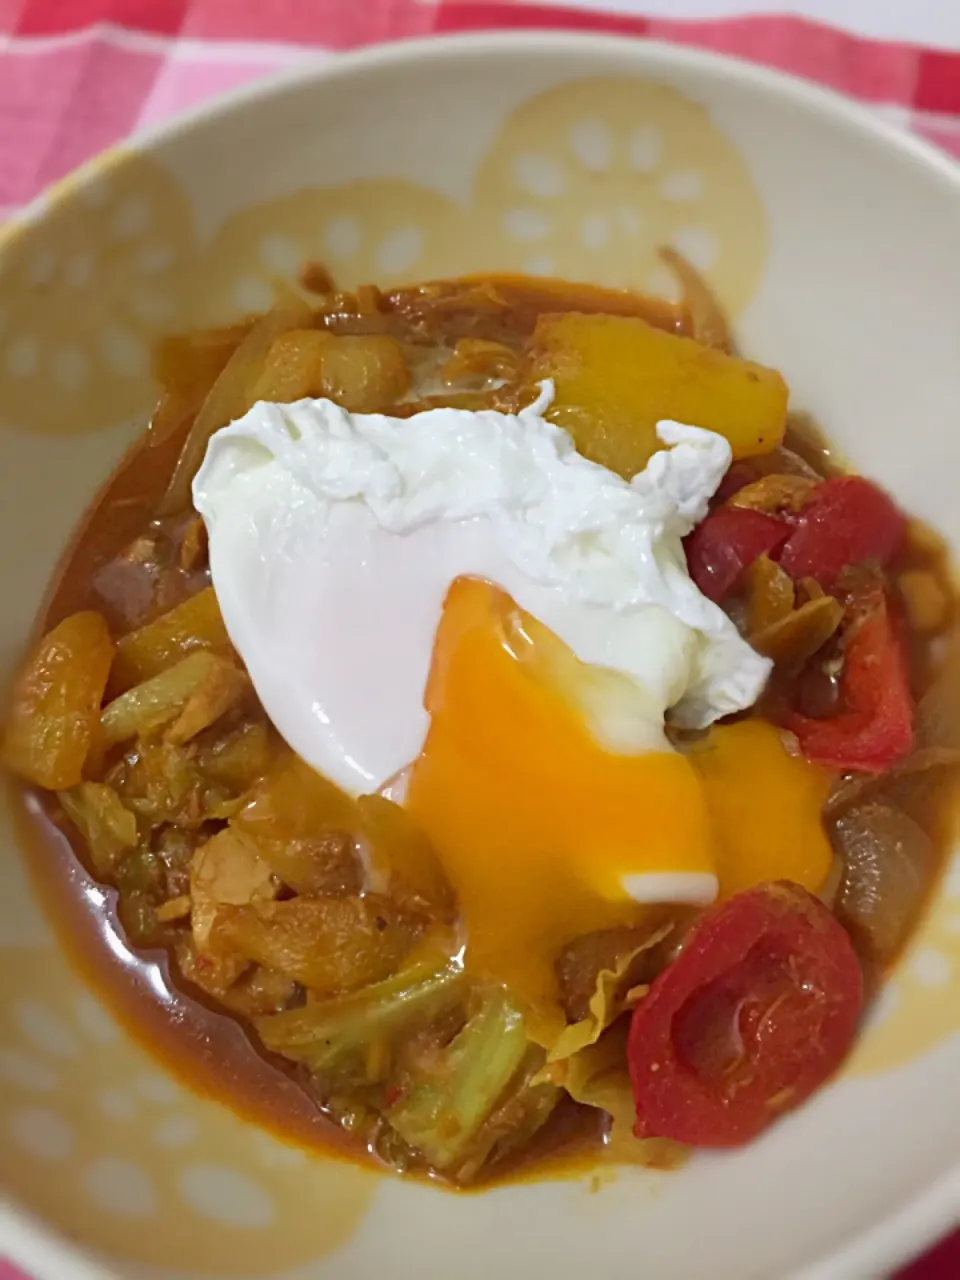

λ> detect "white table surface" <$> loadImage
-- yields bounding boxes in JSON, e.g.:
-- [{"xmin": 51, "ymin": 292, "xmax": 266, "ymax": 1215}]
[{"xmin": 573, "ymin": 0, "xmax": 960, "ymax": 48}]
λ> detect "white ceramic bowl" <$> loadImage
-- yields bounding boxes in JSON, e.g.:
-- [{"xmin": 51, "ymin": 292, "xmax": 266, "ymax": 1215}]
[{"xmin": 1, "ymin": 32, "xmax": 959, "ymax": 1280}]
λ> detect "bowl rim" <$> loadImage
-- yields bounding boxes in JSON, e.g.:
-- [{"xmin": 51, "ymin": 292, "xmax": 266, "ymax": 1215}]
[{"xmin": 2, "ymin": 28, "xmax": 959, "ymax": 1280}]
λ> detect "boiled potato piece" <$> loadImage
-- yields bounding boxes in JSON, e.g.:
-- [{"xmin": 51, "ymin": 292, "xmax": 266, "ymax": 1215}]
[
  {"xmin": 112, "ymin": 586, "xmax": 232, "ymax": 692},
  {"xmin": 252, "ymin": 329, "xmax": 330, "ymax": 404},
  {"xmin": 2, "ymin": 612, "xmax": 114, "ymax": 789},
  {"xmin": 253, "ymin": 330, "xmax": 410, "ymax": 413},
  {"xmin": 529, "ymin": 313, "xmax": 788, "ymax": 478},
  {"xmin": 319, "ymin": 335, "xmax": 410, "ymax": 413}
]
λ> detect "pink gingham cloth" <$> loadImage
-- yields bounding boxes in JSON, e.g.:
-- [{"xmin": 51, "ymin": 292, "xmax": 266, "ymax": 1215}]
[
  {"xmin": 2, "ymin": 0, "xmax": 960, "ymax": 218},
  {"xmin": 0, "ymin": 2, "xmax": 957, "ymax": 1277}
]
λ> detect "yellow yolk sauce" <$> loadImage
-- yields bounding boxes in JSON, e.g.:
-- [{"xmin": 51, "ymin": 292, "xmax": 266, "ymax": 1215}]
[
  {"xmin": 405, "ymin": 578, "xmax": 716, "ymax": 1046},
  {"xmin": 690, "ymin": 718, "xmax": 834, "ymax": 898}
]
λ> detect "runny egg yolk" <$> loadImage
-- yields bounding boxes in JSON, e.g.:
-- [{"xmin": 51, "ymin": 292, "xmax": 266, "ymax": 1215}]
[
  {"xmin": 404, "ymin": 577, "xmax": 715, "ymax": 1045},
  {"xmin": 690, "ymin": 718, "xmax": 834, "ymax": 899},
  {"xmin": 405, "ymin": 578, "xmax": 836, "ymax": 1047}
]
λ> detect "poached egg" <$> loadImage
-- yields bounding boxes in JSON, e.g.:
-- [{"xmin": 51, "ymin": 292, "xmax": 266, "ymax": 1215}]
[
  {"xmin": 193, "ymin": 386, "xmax": 832, "ymax": 1035},
  {"xmin": 192, "ymin": 383, "xmax": 770, "ymax": 784}
]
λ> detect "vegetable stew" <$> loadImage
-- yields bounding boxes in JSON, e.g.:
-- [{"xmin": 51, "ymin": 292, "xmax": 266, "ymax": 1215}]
[{"xmin": 4, "ymin": 262, "xmax": 959, "ymax": 1188}]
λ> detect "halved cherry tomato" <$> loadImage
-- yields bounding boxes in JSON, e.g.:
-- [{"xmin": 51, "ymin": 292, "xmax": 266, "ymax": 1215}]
[
  {"xmin": 684, "ymin": 507, "xmax": 790, "ymax": 603},
  {"xmin": 628, "ymin": 882, "xmax": 863, "ymax": 1148},
  {"xmin": 785, "ymin": 587, "xmax": 914, "ymax": 774},
  {"xmin": 779, "ymin": 476, "xmax": 905, "ymax": 589}
]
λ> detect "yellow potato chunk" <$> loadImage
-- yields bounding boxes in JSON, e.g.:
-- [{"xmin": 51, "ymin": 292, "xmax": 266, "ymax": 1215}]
[
  {"xmin": 318, "ymin": 335, "xmax": 410, "ymax": 413},
  {"xmin": 252, "ymin": 329, "xmax": 330, "ymax": 404},
  {"xmin": 2, "ymin": 612, "xmax": 114, "ymax": 789},
  {"xmin": 253, "ymin": 330, "xmax": 411, "ymax": 413},
  {"xmin": 111, "ymin": 586, "xmax": 232, "ymax": 693},
  {"xmin": 529, "ymin": 313, "xmax": 788, "ymax": 478}
]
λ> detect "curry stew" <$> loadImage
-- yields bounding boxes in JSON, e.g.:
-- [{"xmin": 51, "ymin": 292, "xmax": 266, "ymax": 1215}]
[{"xmin": 5, "ymin": 266, "xmax": 959, "ymax": 1186}]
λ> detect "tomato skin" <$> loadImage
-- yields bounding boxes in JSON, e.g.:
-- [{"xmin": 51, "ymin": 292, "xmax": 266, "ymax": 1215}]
[
  {"xmin": 684, "ymin": 507, "xmax": 790, "ymax": 603},
  {"xmin": 628, "ymin": 882, "xmax": 863, "ymax": 1148},
  {"xmin": 687, "ymin": 476, "xmax": 904, "ymax": 604},
  {"xmin": 786, "ymin": 588, "xmax": 914, "ymax": 774},
  {"xmin": 779, "ymin": 476, "xmax": 905, "ymax": 589}
]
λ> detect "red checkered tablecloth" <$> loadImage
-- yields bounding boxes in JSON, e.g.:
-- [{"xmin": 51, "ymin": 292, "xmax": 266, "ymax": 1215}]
[{"xmin": 0, "ymin": 2, "xmax": 958, "ymax": 1276}]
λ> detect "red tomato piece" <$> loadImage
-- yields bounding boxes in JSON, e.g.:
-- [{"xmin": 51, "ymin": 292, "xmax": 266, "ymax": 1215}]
[
  {"xmin": 628, "ymin": 882, "xmax": 863, "ymax": 1148},
  {"xmin": 779, "ymin": 476, "xmax": 906, "ymax": 589},
  {"xmin": 684, "ymin": 507, "xmax": 790, "ymax": 603},
  {"xmin": 785, "ymin": 588, "xmax": 914, "ymax": 774}
]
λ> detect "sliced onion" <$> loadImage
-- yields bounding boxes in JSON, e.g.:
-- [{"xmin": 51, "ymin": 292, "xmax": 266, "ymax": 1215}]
[
  {"xmin": 830, "ymin": 802, "xmax": 934, "ymax": 964},
  {"xmin": 917, "ymin": 631, "xmax": 960, "ymax": 750},
  {"xmin": 160, "ymin": 292, "xmax": 314, "ymax": 515},
  {"xmin": 659, "ymin": 247, "xmax": 733, "ymax": 352},
  {"xmin": 825, "ymin": 746, "xmax": 960, "ymax": 820}
]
